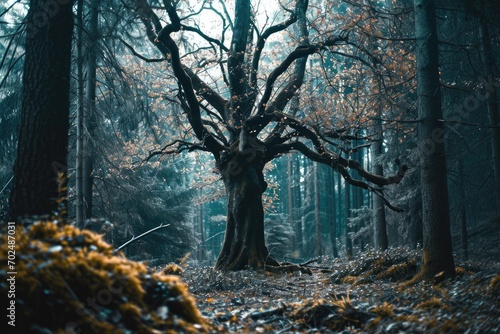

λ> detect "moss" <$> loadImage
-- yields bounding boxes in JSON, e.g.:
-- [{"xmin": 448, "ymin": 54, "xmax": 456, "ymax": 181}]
[
  {"xmin": 161, "ymin": 263, "xmax": 184, "ymax": 276},
  {"xmin": 0, "ymin": 222, "xmax": 211, "ymax": 333},
  {"xmin": 489, "ymin": 274, "xmax": 500, "ymax": 295},
  {"xmin": 370, "ymin": 301, "xmax": 394, "ymax": 318},
  {"xmin": 415, "ymin": 297, "xmax": 451, "ymax": 311},
  {"xmin": 455, "ymin": 267, "xmax": 474, "ymax": 276},
  {"xmin": 341, "ymin": 275, "xmax": 359, "ymax": 285}
]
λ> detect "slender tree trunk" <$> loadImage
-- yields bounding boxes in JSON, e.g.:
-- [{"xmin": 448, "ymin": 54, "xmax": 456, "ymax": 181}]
[
  {"xmin": 294, "ymin": 155, "xmax": 303, "ymax": 257},
  {"xmin": 330, "ymin": 168, "xmax": 339, "ymax": 258},
  {"xmin": 372, "ymin": 119, "xmax": 388, "ymax": 250},
  {"xmin": 413, "ymin": 0, "xmax": 455, "ymax": 280},
  {"xmin": 75, "ymin": 0, "xmax": 84, "ymax": 228},
  {"xmin": 458, "ymin": 160, "xmax": 468, "ymax": 260},
  {"xmin": 314, "ymin": 162, "xmax": 322, "ymax": 257},
  {"xmin": 287, "ymin": 155, "xmax": 295, "ymax": 254},
  {"xmin": 82, "ymin": 0, "xmax": 100, "ymax": 219},
  {"xmin": 478, "ymin": 15, "xmax": 500, "ymax": 217},
  {"xmin": 9, "ymin": 0, "xmax": 74, "ymax": 220},
  {"xmin": 197, "ymin": 200, "xmax": 205, "ymax": 262},
  {"xmin": 344, "ymin": 180, "xmax": 352, "ymax": 258}
]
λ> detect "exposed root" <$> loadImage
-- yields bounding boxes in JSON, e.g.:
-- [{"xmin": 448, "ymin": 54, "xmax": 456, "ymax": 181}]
[{"xmin": 265, "ymin": 261, "xmax": 313, "ymax": 275}]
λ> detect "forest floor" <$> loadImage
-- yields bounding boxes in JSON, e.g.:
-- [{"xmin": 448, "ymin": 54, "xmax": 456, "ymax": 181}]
[{"xmin": 174, "ymin": 222, "xmax": 500, "ymax": 333}]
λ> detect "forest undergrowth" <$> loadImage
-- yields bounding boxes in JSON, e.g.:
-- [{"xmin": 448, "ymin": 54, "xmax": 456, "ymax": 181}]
[
  {"xmin": 1, "ymin": 221, "xmax": 498, "ymax": 333},
  {"xmin": 179, "ymin": 246, "xmax": 500, "ymax": 333}
]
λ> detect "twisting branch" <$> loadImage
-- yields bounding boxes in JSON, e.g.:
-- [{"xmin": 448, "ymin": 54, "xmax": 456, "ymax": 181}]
[
  {"xmin": 265, "ymin": 141, "xmax": 407, "ymax": 212},
  {"xmin": 249, "ymin": 11, "xmax": 298, "ymax": 104},
  {"xmin": 255, "ymin": 35, "xmax": 348, "ymax": 118},
  {"xmin": 135, "ymin": 0, "xmax": 224, "ymax": 156},
  {"xmin": 116, "ymin": 36, "xmax": 165, "ymax": 62},
  {"xmin": 144, "ymin": 139, "xmax": 212, "ymax": 162}
]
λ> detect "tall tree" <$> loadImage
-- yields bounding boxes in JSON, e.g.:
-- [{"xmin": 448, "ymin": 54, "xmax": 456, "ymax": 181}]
[
  {"xmin": 9, "ymin": 0, "xmax": 74, "ymax": 220},
  {"xmin": 135, "ymin": 0, "xmax": 407, "ymax": 271},
  {"xmin": 413, "ymin": 0, "xmax": 455, "ymax": 280},
  {"xmin": 372, "ymin": 118, "xmax": 388, "ymax": 250},
  {"xmin": 83, "ymin": 0, "xmax": 100, "ymax": 219},
  {"xmin": 313, "ymin": 162, "xmax": 322, "ymax": 257},
  {"xmin": 477, "ymin": 1, "xmax": 500, "ymax": 216}
]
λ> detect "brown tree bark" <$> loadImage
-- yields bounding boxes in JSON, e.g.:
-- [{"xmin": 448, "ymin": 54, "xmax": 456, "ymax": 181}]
[
  {"xmin": 412, "ymin": 0, "xmax": 455, "ymax": 281},
  {"xmin": 9, "ymin": 0, "xmax": 74, "ymax": 220}
]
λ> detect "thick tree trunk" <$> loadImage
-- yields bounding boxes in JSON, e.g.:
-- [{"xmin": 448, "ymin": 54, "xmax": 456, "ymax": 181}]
[
  {"xmin": 215, "ymin": 152, "xmax": 278, "ymax": 270},
  {"xmin": 9, "ymin": 0, "xmax": 73, "ymax": 220},
  {"xmin": 413, "ymin": 0, "xmax": 455, "ymax": 280}
]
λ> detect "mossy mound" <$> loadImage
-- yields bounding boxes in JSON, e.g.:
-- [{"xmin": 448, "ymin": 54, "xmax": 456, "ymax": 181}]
[
  {"xmin": 330, "ymin": 247, "xmax": 420, "ymax": 285},
  {"xmin": 0, "ymin": 222, "xmax": 210, "ymax": 333}
]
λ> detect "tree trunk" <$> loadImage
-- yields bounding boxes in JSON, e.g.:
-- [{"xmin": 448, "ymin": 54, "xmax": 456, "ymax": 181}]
[
  {"xmin": 214, "ymin": 151, "xmax": 278, "ymax": 270},
  {"xmin": 287, "ymin": 155, "xmax": 296, "ymax": 255},
  {"xmin": 329, "ymin": 168, "xmax": 339, "ymax": 258},
  {"xmin": 314, "ymin": 162, "xmax": 323, "ymax": 257},
  {"xmin": 478, "ymin": 13, "xmax": 500, "ymax": 217},
  {"xmin": 344, "ymin": 180, "xmax": 353, "ymax": 258},
  {"xmin": 9, "ymin": 0, "xmax": 74, "ymax": 220},
  {"xmin": 83, "ymin": 0, "xmax": 100, "ymax": 219},
  {"xmin": 75, "ymin": 0, "xmax": 85, "ymax": 228},
  {"xmin": 197, "ymin": 199, "xmax": 205, "ymax": 262},
  {"xmin": 458, "ymin": 160, "xmax": 468, "ymax": 260},
  {"xmin": 413, "ymin": 0, "xmax": 455, "ymax": 280},
  {"xmin": 371, "ymin": 119, "xmax": 388, "ymax": 250},
  {"xmin": 294, "ymin": 155, "xmax": 303, "ymax": 257}
]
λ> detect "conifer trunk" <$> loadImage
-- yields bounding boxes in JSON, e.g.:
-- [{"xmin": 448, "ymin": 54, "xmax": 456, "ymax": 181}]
[
  {"xmin": 413, "ymin": 0, "xmax": 455, "ymax": 280},
  {"xmin": 9, "ymin": 0, "xmax": 74, "ymax": 220}
]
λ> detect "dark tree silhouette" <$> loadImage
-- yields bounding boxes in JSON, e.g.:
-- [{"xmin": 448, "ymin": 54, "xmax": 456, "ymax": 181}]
[
  {"xmin": 9, "ymin": 0, "xmax": 74, "ymax": 220},
  {"xmin": 412, "ymin": 0, "xmax": 455, "ymax": 280}
]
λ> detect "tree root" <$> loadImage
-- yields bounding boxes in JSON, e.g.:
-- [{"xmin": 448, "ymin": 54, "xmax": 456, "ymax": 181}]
[{"xmin": 264, "ymin": 262, "xmax": 313, "ymax": 275}]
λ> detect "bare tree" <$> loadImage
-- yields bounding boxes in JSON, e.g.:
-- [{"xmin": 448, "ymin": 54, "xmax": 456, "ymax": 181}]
[{"xmin": 134, "ymin": 0, "xmax": 407, "ymax": 271}]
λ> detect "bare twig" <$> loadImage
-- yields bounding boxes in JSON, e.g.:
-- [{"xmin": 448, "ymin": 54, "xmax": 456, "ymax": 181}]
[{"xmin": 114, "ymin": 223, "xmax": 170, "ymax": 253}]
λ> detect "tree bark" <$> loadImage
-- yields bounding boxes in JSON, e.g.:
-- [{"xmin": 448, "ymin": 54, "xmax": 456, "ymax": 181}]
[
  {"xmin": 75, "ymin": 0, "xmax": 84, "ymax": 227},
  {"xmin": 287, "ymin": 155, "xmax": 295, "ymax": 255},
  {"xmin": 458, "ymin": 160, "xmax": 468, "ymax": 260},
  {"xmin": 83, "ymin": 0, "xmax": 100, "ymax": 219},
  {"xmin": 478, "ymin": 12, "xmax": 500, "ymax": 217},
  {"xmin": 344, "ymin": 180, "xmax": 352, "ymax": 258},
  {"xmin": 294, "ymin": 155, "xmax": 303, "ymax": 257},
  {"xmin": 413, "ymin": 0, "xmax": 455, "ymax": 280},
  {"xmin": 214, "ymin": 148, "xmax": 279, "ymax": 270},
  {"xmin": 329, "ymin": 168, "xmax": 339, "ymax": 258},
  {"xmin": 371, "ymin": 119, "xmax": 388, "ymax": 250},
  {"xmin": 314, "ymin": 162, "xmax": 323, "ymax": 257},
  {"xmin": 9, "ymin": 0, "xmax": 74, "ymax": 220}
]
